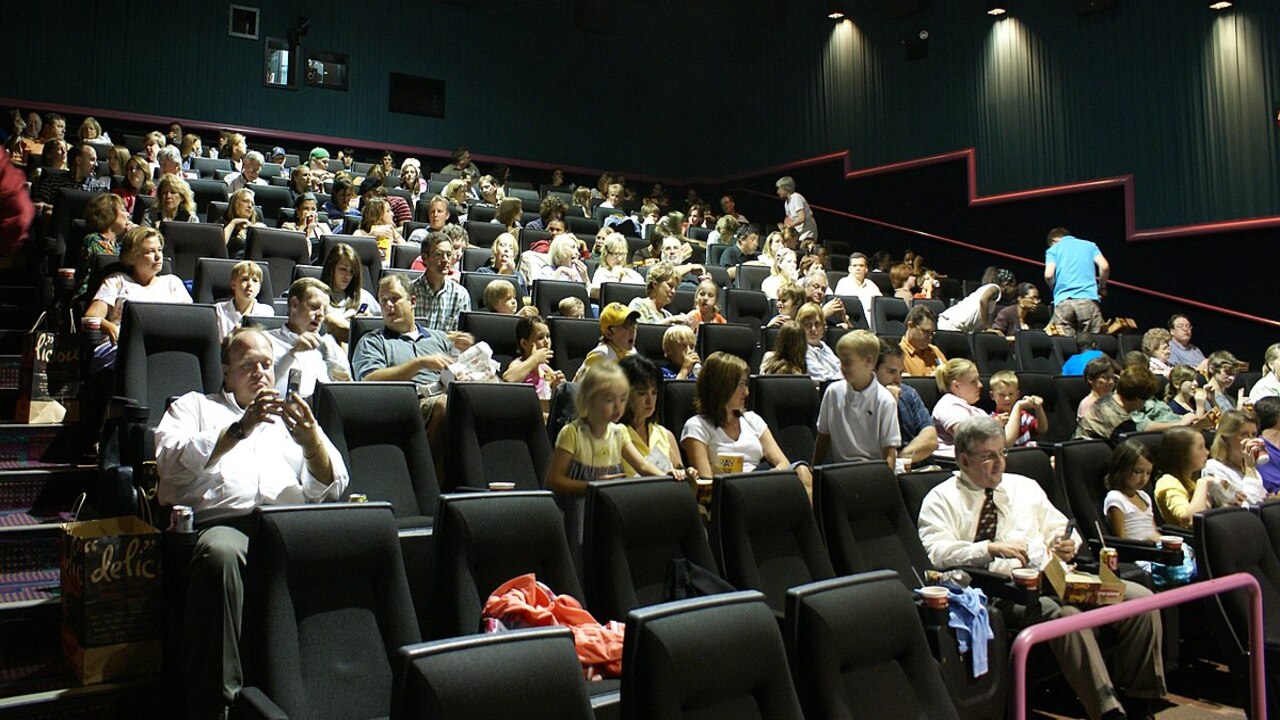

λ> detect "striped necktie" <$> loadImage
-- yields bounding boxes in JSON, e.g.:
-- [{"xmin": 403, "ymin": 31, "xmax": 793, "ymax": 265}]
[{"xmin": 974, "ymin": 488, "xmax": 998, "ymax": 542}]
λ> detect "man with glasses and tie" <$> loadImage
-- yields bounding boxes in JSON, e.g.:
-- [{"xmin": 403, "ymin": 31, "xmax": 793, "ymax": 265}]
[{"xmin": 917, "ymin": 417, "xmax": 1165, "ymax": 720}]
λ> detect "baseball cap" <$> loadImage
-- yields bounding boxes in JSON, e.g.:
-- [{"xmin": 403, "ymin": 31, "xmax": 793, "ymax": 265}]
[
  {"xmin": 358, "ymin": 176, "xmax": 382, "ymax": 196},
  {"xmin": 309, "ymin": 147, "xmax": 330, "ymax": 161},
  {"xmin": 270, "ymin": 146, "xmax": 287, "ymax": 159},
  {"xmin": 599, "ymin": 303, "xmax": 640, "ymax": 332}
]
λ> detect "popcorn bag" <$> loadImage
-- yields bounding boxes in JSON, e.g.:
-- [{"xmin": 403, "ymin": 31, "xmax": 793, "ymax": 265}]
[
  {"xmin": 1042, "ymin": 558, "xmax": 1125, "ymax": 607},
  {"xmin": 61, "ymin": 516, "xmax": 162, "ymax": 684}
]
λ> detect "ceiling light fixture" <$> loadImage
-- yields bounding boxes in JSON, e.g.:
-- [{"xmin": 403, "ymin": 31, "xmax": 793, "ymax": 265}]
[
  {"xmin": 987, "ymin": 1, "xmax": 1008, "ymax": 15},
  {"xmin": 1209, "ymin": 1, "xmax": 1233, "ymax": 9},
  {"xmin": 828, "ymin": 1, "xmax": 846, "ymax": 20}
]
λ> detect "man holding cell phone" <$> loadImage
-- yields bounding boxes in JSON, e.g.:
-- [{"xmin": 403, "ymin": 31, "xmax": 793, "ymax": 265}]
[
  {"xmin": 156, "ymin": 325, "xmax": 349, "ymax": 719},
  {"xmin": 917, "ymin": 417, "xmax": 1165, "ymax": 720},
  {"xmin": 265, "ymin": 277, "xmax": 351, "ymax": 401}
]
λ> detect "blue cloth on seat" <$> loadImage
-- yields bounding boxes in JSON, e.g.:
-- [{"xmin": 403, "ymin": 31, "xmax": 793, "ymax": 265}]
[{"xmin": 946, "ymin": 584, "xmax": 994, "ymax": 677}]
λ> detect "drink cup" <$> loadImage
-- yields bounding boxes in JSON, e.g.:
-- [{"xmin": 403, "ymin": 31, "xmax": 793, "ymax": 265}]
[
  {"xmin": 919, "ymin": 585, "xmax": 949, "ymax": 610},
  {"xmin": 695, "ymin": 477, "xmax": 713, "ymax": 505},
  {"xmin": 716, "ymin": 452, "xmax": 745, "ymax": 475},
  {"xmin": 57, "ymin": 267, "xmax": 76, "ymax": 282},
  {"xmin": 488, "ymin": 482, "xmax": 516, "ymax": 492},
  {"xmin": 1012, "ymin": 568, "xmax": 1040, "ymax": 590},
  {"xmin": 1159, "ymin": 535, "xmax": 1183, "ymax": 552}
]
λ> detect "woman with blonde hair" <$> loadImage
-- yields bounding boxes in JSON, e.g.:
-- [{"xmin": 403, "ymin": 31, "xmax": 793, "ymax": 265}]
[
  {"xmin": 1142, "ymin": 328, "xmax": 1173, "ymax": 377},
  {"xmin": 1204, "ymin": 410, "xmax": 1267, "ymax": 505},
  {"xmin": 1155, "ymin": 426, "xmax": 1238, "ymax": 528},
  {"xmin": 141, "ymin": 175, "xmax": 198, "ymax": 227},
  {"xmin": 1249, "ymin": 343, "xmax": 1280, "ymax": 402},
  {"xmin": 442, "ymin": 177, "xmax": 470, "ymax": 222},
  {"xmin": 179, "ymin": 134, "xmax": 202, "ymax": 170},
  {"xmin": 398, "ymin": 160, "xmax": 423, "ymax": 205},
  {"xmin": 590, "ymin": 233, "xmax": 643, "ymax": 298},
  {"xmin": 221, "ymin": 188, "xmax": 264, "ymax": 258},
  {"xmin": 931, "ymin": 358, "xmax": 990, "ymax": 458},
  {"xmin": 353, "ymin": 197, "xmax": 402, "ymax": 266},
  {"xmin": 628, "ymin": 262, "xmax": 689, "ymax": 326},
  {"xmin": 542, "ymin": 234, "xmax": 590, "ymax": 284},
  {"xmin": 760, "ymin": 246, "xmax": 798, "ymax": 301},
  {"xmin": 77, "ymin": 117, "xmax": 111, "ymax": 144}
]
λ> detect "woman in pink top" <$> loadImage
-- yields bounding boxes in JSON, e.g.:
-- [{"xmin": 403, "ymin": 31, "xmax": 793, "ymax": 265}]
[{"xmin": 931, "ymin": 359, "xmax": 989, "ymax": 458}]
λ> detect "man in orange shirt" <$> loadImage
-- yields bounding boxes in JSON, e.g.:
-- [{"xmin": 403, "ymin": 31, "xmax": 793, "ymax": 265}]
[{"xmin": 899, "ymin": 305, "xmax": 947, "ymax": 376}]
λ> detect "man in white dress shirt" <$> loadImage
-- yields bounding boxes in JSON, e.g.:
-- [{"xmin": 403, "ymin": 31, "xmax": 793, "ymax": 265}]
[
  {"xmin": 917, "ymin": 417, "xmax": 1164, "ymax": 720},
  {"xmin": 265, "ymin": 278, "xmax": 351, "ymax": 400},
  {"xmin": 156, "ymin": 326, "xmax": 349, "ymax": 719}
]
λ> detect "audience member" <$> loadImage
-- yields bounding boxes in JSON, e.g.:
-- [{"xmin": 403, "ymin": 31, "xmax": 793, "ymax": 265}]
[
  {"xmin": 1142, "ymin": 328, "xmax": 1173, "ymax": 377},
  {"xmin": 689, "ymin": 279, "xmax": 726, "ymax": 331},
  {"xmin": 320, "ymin": 242, "xmax": 379, "ymax": 346},
  {"xmin": 803, "ymin": 268, "xmax": 847, "ymax": 328},
  {"xmin": 84, "ymin": 227, "xmax": 192, "ymax": 371},
  {"xmin": 353, "ymin": 197, "xmax": 403, "ymax": 266},
  {"xmin": 918, "ymin": 416, "xmax": 1165, "ymax": 720},
  {"xmin": 659, "ymin": 325, "xmax": 699, "ymax": 380},
  {"xmin": 179, "ymin": 134, "xmax": 201, "ymax": 169},
  {"xmin": 214, "ymin": 260, "xmax": 273, "ymax": 340},
  {"xmin": 629, "ymin": 262, "xmax": 690, "ymax": 326},
  {"xmin": 221, "ymin": 188, "xmax": 264, "ymax": 259},
  {"xmin": 874, "ymin": 338, "xmax": 939, "ymax": 467},
  {"xmin": 1155, "ymin": 426, "xmax": 1238, "ymax": 529},
  {"xmin": 112, "ymin": 154, "xmax": 154, "ymax": 215},
  {"xmin": 352, "ymin": 273, "xmax": 471, "ymax": 466},
  {"xmin": 937, "ymin": 271, "xmax": 1011, "ymax": 333},
  {"xmin": 992, "ymin": 282, "xmax": 1042, "ymax": 335},
  {"xmin": 576, "ymin": 302, "xmax": 640, "ymax": 381},
  {"xmin": 280, "ymin": 192, "xmax": 326, "ymax": 260},
  {"xmin": 476, "ymin": 231, "xmax": 529, "ymax": 299},
  {"xmin": 502, "ymin": 315, "xmax": 563, "ymax": 409},
  {"xmin": 482, "ymin": 278, "xmax": 518, "ymax": 315},
  {"xmin": 359, "ymin": 173, "xmax": 412, "ymax": 227},
  {"xmin": 1044, "ymin": 226, "xmax": 1109, "ymax": 336},
  {"xmin": 720, "ymin": 224, "xmax": 762, "ymax": 282},
  {"xmin": 409, "ymin": 233, "xmax": 471, "ymax": 332},
  {"xmin": 1254, "ymin": 397, "xmax": 1280, "ymax": 494},
  {"xmin": 558, "ymin": 296, "xmax": 586, "ymax": 319},
  {"xmin": 541, "ymin": 234, "xmax": 590, "ymax": 284},
  {"xmin": 1075, "ymin": 365, "xmax": 1158, "ymax": 440},
  {"xmin": 1203, "ymin": 350, "xmax": 1241, "ymax": 412},
  {"xmin": 78, "ymin": 193, "xmax": 131, "ymax": 290},
  {"xmin": 760, "ymin": 321, "xmax": 808, "ymax": 376},
  {"xmin": 1166, "ymin": 314, "xmax": 1206, "ymax": 369},
  {"xmin": 398, "ymin": 160, "xmax": 423, "ymax": 205},
  {"xmin": 766, "ymin": 283, "xmax": 805, "ymax": 329},
  {"xmin": 1204, "ymin": 410, "xmax": 1267, "ymax": 506},
  {"xmin": 158, "ymin": 145, "xmax": 196, "ymax": 181},
  {"xmin": 989, "ymin": 370, "xmax": 1047, "ymax": 447},
  {"xmin": 890, "ymin": 262, "xmax": 916, "ymax": 302},
  {"xmin": 546, "ymin": 361, "xmax": 680, "ymax": 495},
  {"xmin": 798, "ymin": 302, "xmax": 840, "ymax": 383},
  {"xmin": 155, "ymin": 326, "xmax": 348, "ymax": 719},
  {"xmin": 1165, "ymin": 364, "xmax": 1208, "ymax": 416},
  {"xmin": 266, "ymin": 277, "xmax": 352, "ymax": 400},
  {"xmin": 1249, "ymin": 343, "xmax": 1280, "ymax": 402},
  {"xmin": 140, "ymin": 175, "xmax": 198, "ymax": 227},
  {"xmin": 1077, "ymin": 355, "xmax": 1119, "ymax": 419},
  {"xmin": 440, "ymin": 146, "xmax": 480, "ymax": 181},
  {"xmin": 69, "ymin": 142, "xmax": 110, "ymax": 192},
  {"xmin": 761, "ymin": 247, "xmax": 798, "ymax": 301},
  {"xmin": 1060, "ymin": 332, "xmax": 1104, "ymax": 376},
  {"xmin": 813, "ymin": 330, "xmax": 900, "ymax": 467},
  {"xmin": 618, "ymin": 355, "xmax": 690, "ymax": 476},
  {"xmin": 322, "ymin": 177, "xmax": 360, "ymax": 233},
  {"xmin": 833, "ymin": 252, "xmax": 880, "ymax": 326},
  {"xmin": 931, "ymin": 359, "xmax": 989, "ymax": 458},
  {"xmin": 900, "ymin": 305, "xmax": 946, "ymax": 376},
  {"xmin": 681, "ymin": 351, "xmax": 813, "ymax": 496},
  {"xmin": 1103, "ymin": 440, "xmax": 1160, "ymax": 541}
]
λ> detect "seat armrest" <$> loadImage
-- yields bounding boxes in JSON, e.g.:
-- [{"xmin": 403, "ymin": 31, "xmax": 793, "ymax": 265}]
[
  {"xmin": 233, "ymin": 687, "xmax": 289, "ymax": 720},
  {"xmin": 951, "ymin": 566, "xmax": 1035, "ymax": 604},
  {"xmin": 1088, "ymin": 537, "xmax": 1183, "ymax": 566}
]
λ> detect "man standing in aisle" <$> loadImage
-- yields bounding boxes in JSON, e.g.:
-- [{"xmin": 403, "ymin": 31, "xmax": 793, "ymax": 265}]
[
  {"xmin": 776, "ymin": 175, "xmax": 817, "ymax": 244},
  {"xmin": 1044, "ymin": 226, "xmax": 1109, "ymax": 337}
]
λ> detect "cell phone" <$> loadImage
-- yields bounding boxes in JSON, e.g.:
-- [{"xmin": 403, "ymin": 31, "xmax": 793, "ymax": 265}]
[
  {"xmin": 1060, "ymin": 521, "xmax": 1076, "ymax": 542},
  {"xmin": 286, "ymin": 368, "xmax": 302, "ymax": 398}
]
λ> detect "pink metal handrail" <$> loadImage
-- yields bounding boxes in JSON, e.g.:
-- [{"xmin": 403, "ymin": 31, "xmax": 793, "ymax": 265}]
[{"xmin": 1009, "ymin": 573, "xmax": 1266, "ymax": 720}]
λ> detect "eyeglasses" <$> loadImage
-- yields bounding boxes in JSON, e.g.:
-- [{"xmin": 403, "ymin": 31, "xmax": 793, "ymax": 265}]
[{"xmin": 968, "ymin": 448, "xmax": 1008, "ymax": 465}]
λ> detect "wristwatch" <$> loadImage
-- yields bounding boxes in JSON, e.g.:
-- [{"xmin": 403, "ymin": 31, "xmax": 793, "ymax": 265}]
[{"xmin": 227, "ymin": 421, "xmax": 247, "ymax": 441}]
